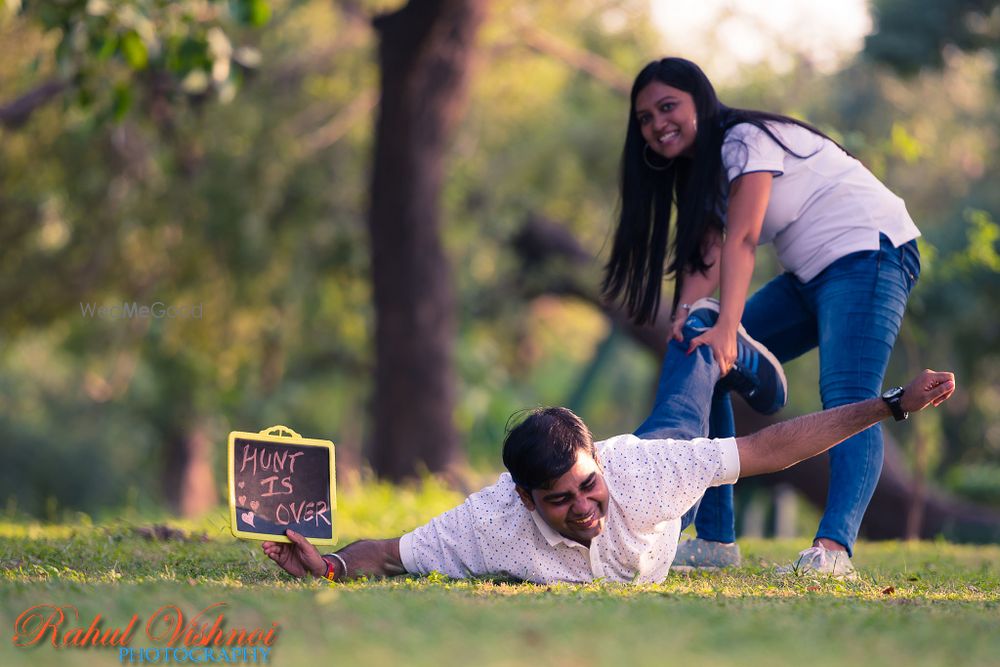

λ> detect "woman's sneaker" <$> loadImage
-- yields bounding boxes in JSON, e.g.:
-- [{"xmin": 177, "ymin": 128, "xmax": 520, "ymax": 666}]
[
  {"xmin": 777, "ymin": 544, "xmax": 857, "ymax": 579},
  {"xmin": 684, "ymin": 298, "xmax": 787, "ymax": 415}
]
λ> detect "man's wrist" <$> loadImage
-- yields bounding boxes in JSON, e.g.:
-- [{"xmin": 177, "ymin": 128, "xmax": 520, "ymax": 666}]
[
  {"xmin": 881, "ymin": 386, "xmax": 908, "ymax": 421},
  {"xmin": 322, "ymin": 552, "xmax": 348, "ymax": 581}
]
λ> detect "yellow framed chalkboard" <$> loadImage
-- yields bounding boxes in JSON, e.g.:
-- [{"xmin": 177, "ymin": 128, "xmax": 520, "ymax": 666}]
[{"xmin": 228, "ymin": 425, "xmax": 337, "ymax": 545}]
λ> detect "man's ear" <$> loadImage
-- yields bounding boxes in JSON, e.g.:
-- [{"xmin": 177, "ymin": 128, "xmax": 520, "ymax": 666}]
[{"xmin": 515, "ymin": 485, "xmax": 536, "ymax": 512}]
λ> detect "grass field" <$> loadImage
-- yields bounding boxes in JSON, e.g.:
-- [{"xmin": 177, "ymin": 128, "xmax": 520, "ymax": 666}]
[{"xmin": 3, "ymin": 481, "xmax": 999, "ymax": 667}]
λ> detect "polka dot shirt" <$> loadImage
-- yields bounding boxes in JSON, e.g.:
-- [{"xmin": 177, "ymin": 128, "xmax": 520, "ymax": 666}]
[{"xmin": 398, "ymin": 434, "xmax": 740, "ymax": 584}]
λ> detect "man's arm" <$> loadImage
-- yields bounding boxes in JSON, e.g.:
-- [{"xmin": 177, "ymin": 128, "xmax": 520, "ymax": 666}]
[
  {"xmin": 736, "ymin": 370, "xmax": 955, "ymax": 477},
  {"xmin": 262, "ymin": 530, "xmax": 406, "ymax": 580}
]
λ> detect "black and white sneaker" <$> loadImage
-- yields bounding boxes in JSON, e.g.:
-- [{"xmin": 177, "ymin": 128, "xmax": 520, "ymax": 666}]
[{"xmin": 685, "ymin": 298, "xmax": 788, "ymax": 415}]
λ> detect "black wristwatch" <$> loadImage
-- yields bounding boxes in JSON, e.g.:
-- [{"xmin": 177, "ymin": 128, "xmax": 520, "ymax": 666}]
[{"xmin": 881, "ymin": 386, "xmax": 908, "ymax": 421}]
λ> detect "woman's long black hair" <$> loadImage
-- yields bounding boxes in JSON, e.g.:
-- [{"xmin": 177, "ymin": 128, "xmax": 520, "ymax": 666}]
[{"xmin": 602, "ymin": 57, "xmax": 844, "ymax": 325}]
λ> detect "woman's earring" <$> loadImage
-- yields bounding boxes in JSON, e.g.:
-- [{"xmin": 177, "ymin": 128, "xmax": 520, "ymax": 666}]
[{"xmin": 643, "ymin": 144, "xmax": 672, "ymax": 171}]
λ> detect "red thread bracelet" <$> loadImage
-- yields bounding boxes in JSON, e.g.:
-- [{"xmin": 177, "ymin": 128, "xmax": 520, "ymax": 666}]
[{"xmin": 322, "ymin": 557, "xmax": 337, "ymax": 581}]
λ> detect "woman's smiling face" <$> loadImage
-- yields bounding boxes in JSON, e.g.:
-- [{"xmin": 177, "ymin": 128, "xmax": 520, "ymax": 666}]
[{"xmin": 634, "ymin": 81, "xmax": 698, "ymax": 160}]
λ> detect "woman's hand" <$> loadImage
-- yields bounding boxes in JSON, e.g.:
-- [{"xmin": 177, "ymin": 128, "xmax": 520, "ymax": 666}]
[
  {"xmin": 670, "ymin": 310, "xmax": 688, "ymax": 342},
  {"xmin": 688, "ymin": 322, "xmax": 738, "ymax": 376},
  {"xmin": 262, "ymin": 529, "xmax": 327, "ymax": 579}
]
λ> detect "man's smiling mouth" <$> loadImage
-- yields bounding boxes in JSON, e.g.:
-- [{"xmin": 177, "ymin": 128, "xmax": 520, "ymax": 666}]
[{"xmin": 569, "ymin": 511, "xmax": 598, "ymax": 528}]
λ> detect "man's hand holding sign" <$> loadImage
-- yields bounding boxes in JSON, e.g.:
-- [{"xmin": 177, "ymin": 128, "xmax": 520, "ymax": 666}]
[{"xmin": 228, "ymin": 425, "xmax": 337, "ymax": 546}]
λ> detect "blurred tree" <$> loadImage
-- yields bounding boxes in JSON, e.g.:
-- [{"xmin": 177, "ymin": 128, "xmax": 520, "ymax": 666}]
[
  {"xmin": 0, "ymin": 0, "xmax": 279, "ymax": 517},
  {"xmin": 1, "ymin": 0, "xmax": 270, "ymax": 128},
  {"xmin": 0, "ymin": 0, "xmax": 271, "ymax": 515},
  {"xmin": 2, "ymin": 0, "xmax": 998, "ymax": 528},
  {"xmin": 865, "ymin": 0, "xmax": 1000, "ymax": 76},
  {"xmin": 809, "ymin": 63, "xmax": 998, "ymax": 527},
  {"xmin": 367, "ymin": 0, "xmax": 486, "ymax": 481}
]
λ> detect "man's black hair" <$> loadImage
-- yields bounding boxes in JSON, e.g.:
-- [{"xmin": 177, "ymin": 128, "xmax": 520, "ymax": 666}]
[{"xmin": 502, "ymin": 407, "xmax": 596, "ymax": 491}]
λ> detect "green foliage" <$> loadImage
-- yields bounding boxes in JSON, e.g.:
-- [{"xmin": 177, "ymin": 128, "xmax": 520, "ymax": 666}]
[
  {"xmin": 961, "ymin": 209, "xmax": 1000, "ymax": 271},
  {"xmin": 1, "ymin": 0, "xmax": 999, "ymax": 521},
  {"xmin": 12, "ymin": 0, "xmax": 272, "ymax": 118},
  {"xmin": 230, "ymin": 0, "xmax": 272, "ymax": 28},
  {"xmin": 865, "ymin": 0, "xmax": 1000, "ymax": 75},
  {"xmin": 902, "ymin": 207, "xmax": 1000, "ymax": 468},
  {"xmin": 0, "ymin": 0, "xmax": 375, "ymax": 513},
  {"xmin": 946, "ymin": 464, "xmax": 1000, "ymax": 506}
]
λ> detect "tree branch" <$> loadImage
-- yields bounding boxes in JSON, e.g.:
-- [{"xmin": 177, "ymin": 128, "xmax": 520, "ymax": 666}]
[
  {"xmin": 512, "ymin": 19, "xmax": 631, "ymax": 95},
  {"xmin": 0, "ymin": 79, "xmax": 70, "ymax": 129},
  {"xmin": 297, "ymin": 88, "xmax": 379, "ymax": 157}
]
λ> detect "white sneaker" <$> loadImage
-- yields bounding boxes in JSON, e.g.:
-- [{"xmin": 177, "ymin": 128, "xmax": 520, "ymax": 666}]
[
  {"xmin": 778, "ymin": 544, "xmax": 857, "ymax": 579},
  {"xmin": 673, "ymin": 537, "xmax": 742, "ymax": 569}
]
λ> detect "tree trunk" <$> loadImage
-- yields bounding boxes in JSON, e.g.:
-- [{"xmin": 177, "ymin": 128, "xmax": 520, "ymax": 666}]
[
  {"xmin": 367, "ymin": 0, "xmax": 486, "ymax": 480},
  {"xmin": 513, "ymin": 214, "xmax": 1000, "ymax": 542},
  {"xmin": 162, "ymin": 423, "xmax": 217, "ymax": 517}
]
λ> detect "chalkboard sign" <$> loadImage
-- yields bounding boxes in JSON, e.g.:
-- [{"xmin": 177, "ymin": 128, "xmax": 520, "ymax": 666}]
[{"xmin": 228, "ymin": 425, "xmax": 336, "ymax": 545}]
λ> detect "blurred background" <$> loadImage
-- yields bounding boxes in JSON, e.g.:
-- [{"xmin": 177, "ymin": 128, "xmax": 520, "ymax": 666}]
[{"xmin": 1, "ymin": 0, "xmax": 998, "ymax": 542}]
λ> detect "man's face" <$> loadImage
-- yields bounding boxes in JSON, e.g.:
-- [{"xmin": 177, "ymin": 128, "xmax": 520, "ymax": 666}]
[{"xmin": 516, "ymin": 451, "xmax": 609, "ymax": 547}]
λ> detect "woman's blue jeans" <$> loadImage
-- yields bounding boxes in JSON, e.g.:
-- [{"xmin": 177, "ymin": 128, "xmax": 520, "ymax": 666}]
[{"xmin": 694, "ymin": 235, "xmax": 921, "ymax": 555}]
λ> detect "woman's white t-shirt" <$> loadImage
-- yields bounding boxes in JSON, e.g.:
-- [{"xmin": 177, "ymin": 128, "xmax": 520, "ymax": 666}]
[{"xmin": 720, "ymin": 121, "xmax": 920, "ymax": 282}]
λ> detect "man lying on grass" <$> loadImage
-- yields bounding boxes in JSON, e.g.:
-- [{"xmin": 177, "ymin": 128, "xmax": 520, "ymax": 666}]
[{"xmin": 264, "ymin": 301, "xmax": 955, "ymax": 584}]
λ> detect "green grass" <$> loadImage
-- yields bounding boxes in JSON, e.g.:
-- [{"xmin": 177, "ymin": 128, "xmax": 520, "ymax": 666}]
[{"xmin": 2, "ymin": 480, "xmax": 999, "ymax": 666}]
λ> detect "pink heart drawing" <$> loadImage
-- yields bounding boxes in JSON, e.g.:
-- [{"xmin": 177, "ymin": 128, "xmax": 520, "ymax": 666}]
[
  {"xmin": 238, "ymin": 481, "xmax": 245, "ymax": 489},
  {"xmin": 237, "ymin": 495, "xmax": 247, "ymax": 506},
  {"xmin": 241, "ymin": 511, "xmax": 255, "ymax": 528},
  {"xmin": 250, "ymin": 500, "xmax": 260, "ymax": 511}
]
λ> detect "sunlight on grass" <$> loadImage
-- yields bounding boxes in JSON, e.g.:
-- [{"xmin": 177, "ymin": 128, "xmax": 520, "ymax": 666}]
[{"xmin": 1, "ymin": 481, "xmax": 998, "ymax": 667}]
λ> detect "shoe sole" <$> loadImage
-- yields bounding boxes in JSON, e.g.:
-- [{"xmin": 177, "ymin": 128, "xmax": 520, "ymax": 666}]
[{"xmin": 689, "ymin": 298, "xmax": 788, "ymax": 412}]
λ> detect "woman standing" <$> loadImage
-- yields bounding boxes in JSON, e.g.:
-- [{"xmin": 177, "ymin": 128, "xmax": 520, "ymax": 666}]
[{"xmin": 604, "ymin": 58, "xmax": 921, "ymax": 575}]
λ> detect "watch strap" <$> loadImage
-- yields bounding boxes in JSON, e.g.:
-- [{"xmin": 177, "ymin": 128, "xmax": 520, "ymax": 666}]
[{"xmin": 882, "ymin": 388, "xmax": 908, "ymax": 421}]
